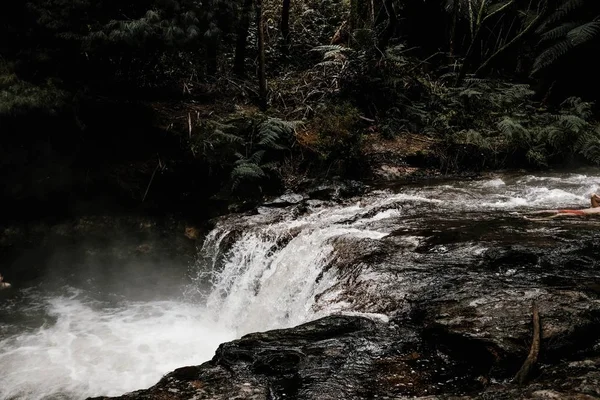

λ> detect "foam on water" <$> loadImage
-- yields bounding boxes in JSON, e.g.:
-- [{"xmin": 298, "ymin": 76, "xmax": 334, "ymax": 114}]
[{"xmin": 0, "ymin": 289, "xmax": 234, "ymax": 399}]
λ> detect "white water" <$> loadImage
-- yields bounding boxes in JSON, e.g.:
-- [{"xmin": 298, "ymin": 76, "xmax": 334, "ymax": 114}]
[
  {"xmin": 1, "ymin": 170, "xmax": 600, "ymax": 399},
  {"xmin": 0, "ymin": 288, "xmax": 234, "ymax": 399}
]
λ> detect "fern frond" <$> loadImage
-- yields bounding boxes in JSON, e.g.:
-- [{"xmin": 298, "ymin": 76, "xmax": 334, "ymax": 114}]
[
  {"xmin": 532, "ymin": 38, "xmax": 572, "ymax": 73},
  {"xmin": 502, "ymin": 84, "xmax": 535, "ymax": 100},
  {"xmin": 259, "ymin": 161, "xmax": 279, "ymax": 171},
  {"xmin": 249, "ymin": 150, "xmax": 266, "ymax": 164},
  {"xmin": 566, "ymin": 21, "xmax": 600, "ymax": 46},
  {"xmin": 540, "ymin": 21, "xmax": 579, "ymax": 42},
  {"xmin": 256, "ymin": 118, "xmax": 301, "ymax": 149},
  {"xmin": 324, "ymin": 50, "xmax": 344, "ymax": 60},
  {"xmin": 486, "ymin": 0, "xmax": 514, "ymax": 17},
  {"xmin": 230, "ymin": 162, "xmax": 266, "ymax": 189},
  {"xmin": 543, "ymin": 124, "xmax": 569, "ymax": 148},
  {"xmin": 316, "ymin": 60, "xmax": 345, "ymax": 68},
  {"xmin": 311, "ymin": 45, "xmax": 350, "ymax": 54},
  {"xmin": 575, "ymin": 129, "xmax": 600, "ymax": 164},
  {"xmin": 537, "ymin": 0, "xmax": 585, "ymax": 32},
  {"xmin": 498, "ymin": 117, "xmax": 529, "ymax": 142},
  {"xmin": 213, "ymin": 129, "xmax": 244, "ymax": 144},
  {"xmin": 561, "ymin": 97, "xmax": 593, "ymax": 119},
  {"xmin": 459, "ymin": 88, "xmax": 483, "ymax": 98},
  {"xmin": 556, "ymin": 114, "xmax": 588, "ymax": 133},
  {"xmin": 463, "ymin": 77, "xmax": 488, "ymax": 85},
  {"xmin": 453, "ymin": 129, "xmax": 493, "ymax": 150},
  {"xmin": 526, "ymin": 147, "xmax": 548, "ymax": 166}
]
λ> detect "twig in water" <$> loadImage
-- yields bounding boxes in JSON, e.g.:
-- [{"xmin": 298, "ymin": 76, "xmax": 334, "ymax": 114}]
[{"xmin": 513, "ymin": 301, "xmax": 541, "ymax": 385}]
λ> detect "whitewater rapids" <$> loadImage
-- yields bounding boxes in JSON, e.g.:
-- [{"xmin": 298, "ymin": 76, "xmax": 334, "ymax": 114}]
[{"xmin": 1, "ymin": 171, "xmax": 599, "ymax": 399}]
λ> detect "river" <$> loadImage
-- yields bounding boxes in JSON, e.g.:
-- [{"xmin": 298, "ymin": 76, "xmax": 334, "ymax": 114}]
[{"xmin": 1, "ymin": 170, "xmax": 600, "ymax": 399}]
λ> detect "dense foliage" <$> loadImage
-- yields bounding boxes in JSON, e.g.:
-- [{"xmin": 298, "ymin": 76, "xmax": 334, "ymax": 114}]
[{"xmin": 2, "ymin": 0, "xmax": 600, "ymax": 208}]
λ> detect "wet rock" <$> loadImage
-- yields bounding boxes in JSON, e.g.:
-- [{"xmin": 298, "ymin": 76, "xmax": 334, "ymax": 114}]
[
  {"xmin": 303, "ymin": 180, "xmax": 366, "ymax": 201},
  {"xmin": 88, "ymin": 313, "xmax": 600, "ymax": 400},
  {"xmin": 480, "ymin": 246, "xmax": 540, "ymax": 269},
  {"xmin": 87, "ymin": 315, "xmax": 483, "ymax": 400},
  {"xmin": 86, "ymin": 183, "xmax": 600, "ymax": 400},
  {"xmin": 263, "ymin": 193, "xmax": 307, "ymax": 207},
  {"xmin": 427, "ymin": 287, "xmax": 600, "ymax": 378}
]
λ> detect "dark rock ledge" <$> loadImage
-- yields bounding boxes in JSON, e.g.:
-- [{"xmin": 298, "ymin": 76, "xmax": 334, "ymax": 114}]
[
  {"xmin": 87, "ymin": 219, "xmax": 600, "ymax": 400},
  {"xmin": 88, "ymin": 308, "xmax": 600, "ymax": 400}
]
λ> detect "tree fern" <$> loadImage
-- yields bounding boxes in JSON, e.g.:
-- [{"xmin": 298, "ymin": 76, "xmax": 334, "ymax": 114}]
[{"xmin": 533, "ymin": 1, "xmax": 600, "ymax": 74}]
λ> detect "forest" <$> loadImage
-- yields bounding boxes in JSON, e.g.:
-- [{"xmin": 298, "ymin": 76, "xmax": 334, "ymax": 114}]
[{"xmin": 2, "ymin": 0, "xmax": 600, "ymax": 217}]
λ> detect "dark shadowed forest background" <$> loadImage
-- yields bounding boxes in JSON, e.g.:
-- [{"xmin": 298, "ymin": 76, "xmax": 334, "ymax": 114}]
[{"xmin": 2, "ymin": 0, "xmax": 600, "ymax": 221}]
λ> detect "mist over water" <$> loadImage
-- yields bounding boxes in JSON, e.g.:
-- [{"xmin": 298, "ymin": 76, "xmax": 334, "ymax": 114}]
[{"xmin": 2, "ymin": 170, "xmax": 600, "ymax": 399}]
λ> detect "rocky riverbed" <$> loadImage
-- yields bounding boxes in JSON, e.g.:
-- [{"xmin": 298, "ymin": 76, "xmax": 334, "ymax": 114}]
[{"xmin": 85, "ymin": 173, "xmax": 600, "ymax": 400}]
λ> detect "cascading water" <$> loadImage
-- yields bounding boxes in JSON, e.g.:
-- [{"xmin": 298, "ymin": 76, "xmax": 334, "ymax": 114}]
[
  {"xmin": 193, "ymin": 215, "xmax": 389, "ymax": 334},
  {"xmin": 1, "ymin": 171, "xmax": 600, "ymax": 399}
]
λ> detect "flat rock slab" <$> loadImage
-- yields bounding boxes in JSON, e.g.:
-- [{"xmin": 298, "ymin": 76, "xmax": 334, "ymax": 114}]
[{"xmin": 87, "ymin": 197, "xmax": 600, "ymax": 400}]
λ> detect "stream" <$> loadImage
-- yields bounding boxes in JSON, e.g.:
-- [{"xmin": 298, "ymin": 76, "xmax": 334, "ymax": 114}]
[{"xmin": 2, "ymin": 171, "xmax": 600, "ymax": 399}]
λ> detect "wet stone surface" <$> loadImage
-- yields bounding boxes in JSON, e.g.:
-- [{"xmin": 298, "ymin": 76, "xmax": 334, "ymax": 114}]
[{"xmin": 85, "ymin": 173, "xmax": 600, "ymax": 399}]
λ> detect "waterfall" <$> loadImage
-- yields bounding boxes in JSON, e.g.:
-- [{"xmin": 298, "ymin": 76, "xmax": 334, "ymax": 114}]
[{"xmin": 188, "ymin": 203, "xmax": 391, "ymax": 336}]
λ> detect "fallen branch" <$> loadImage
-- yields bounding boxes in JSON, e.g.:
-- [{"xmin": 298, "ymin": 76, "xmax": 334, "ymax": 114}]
[
  {"xmin": 142, "ymin": 158, "xmax": 162, "ymax": 203},
  {"xmin": 513, "ymin": 301, "xmax": 541, "ymax": 385}
]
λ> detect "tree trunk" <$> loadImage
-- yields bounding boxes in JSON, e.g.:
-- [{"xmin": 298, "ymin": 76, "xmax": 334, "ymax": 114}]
[
  {"xmin": 350, "ymin": 0, "xmax": 373, "ymax": 32},
  {"xmin": 454, "ymin": 29, "xmax": 480, "ymax": 85},
  {"xmin": 256, "ymin": 0, "xmax": 267, "ymax": 111},
  {"xmin": 206, "ymin": 37, "xmax": 218, "ymax": 77},
  {"xmin": 377, "ymin": 0, "xmax": 397, "ymax": 50},
  {"xmin": 233, "ymin": 0, "xmax": 254, "ymax": 77},
  {"xmin": 474, "ymin": 4, "xmax": 547, "ymax": 77},
  {"xmin": 449, "ymin": 0, "xmax": 459, "ymax": 57},
  {"xmin": 281, "ymin": 0, "xmax": 291, "ymax": 52},
  {"xmin": 454, "ymin": 0, "xmax": 521, "ymax": 85}
]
